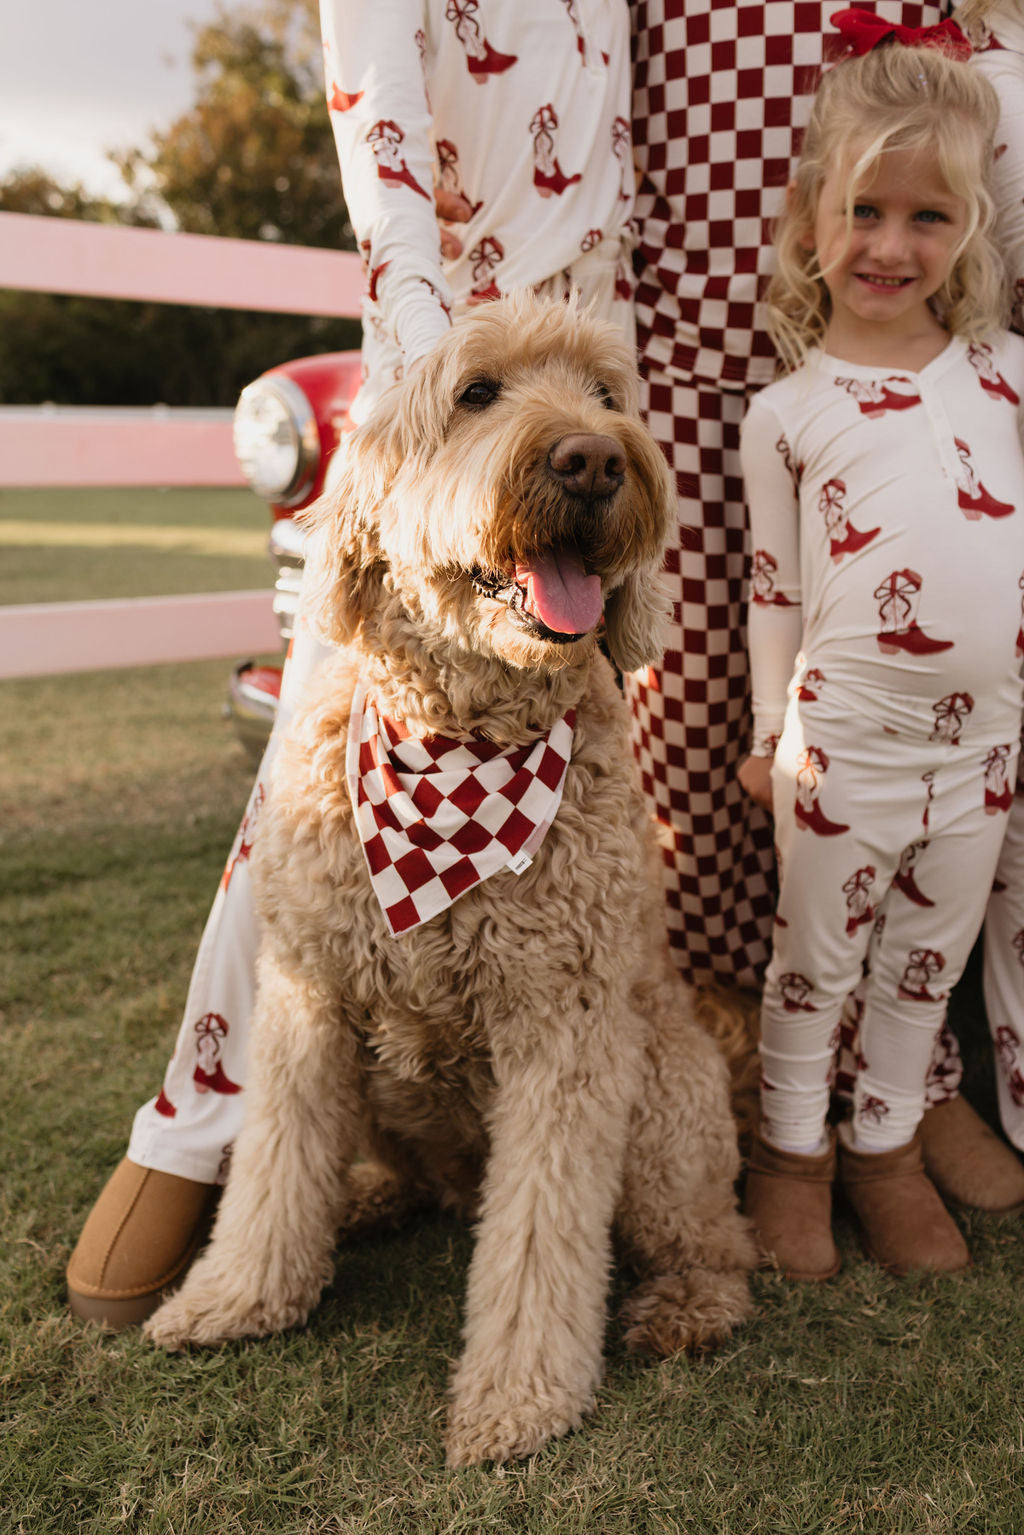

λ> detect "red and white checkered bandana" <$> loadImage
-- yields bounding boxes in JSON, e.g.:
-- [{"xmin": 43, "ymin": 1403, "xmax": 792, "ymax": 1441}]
[{"xmin": 346, "ymin": 680, "xmax": 577, "ymax": 936}]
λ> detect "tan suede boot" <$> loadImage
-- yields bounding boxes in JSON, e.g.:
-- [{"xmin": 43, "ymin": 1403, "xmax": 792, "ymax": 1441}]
[
  {"xmin": 919, "ymin": 1096, "xmax": 1024, "ymax": 1213},
  {"xmin": 743, "ymin": 1130, "xmax": 840, "ymax": 1281},
  {"xmin": 838, "ymin": 1130, "xmax": 969, "ymax": 1276},
  {"xmin": 66, "ymin": 1159, "xmax": 219, "ymax": 1327}
]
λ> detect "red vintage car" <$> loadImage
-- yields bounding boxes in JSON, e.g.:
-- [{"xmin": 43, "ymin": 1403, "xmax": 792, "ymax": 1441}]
[{"xmin": 226, "ymin": 348, "xmax": 362, "ymax": 758}]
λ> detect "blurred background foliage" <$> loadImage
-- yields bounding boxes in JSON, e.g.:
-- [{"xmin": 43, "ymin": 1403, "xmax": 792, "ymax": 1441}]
[{"xmin": 0, "ymin": 0, "xmax": 362, "ymax": 408}]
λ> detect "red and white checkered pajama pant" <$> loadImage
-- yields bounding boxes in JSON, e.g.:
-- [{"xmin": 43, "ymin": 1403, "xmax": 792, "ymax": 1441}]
[{"xmin": 624, "ymin": 368, "xmax": 777, "ymax": 989}]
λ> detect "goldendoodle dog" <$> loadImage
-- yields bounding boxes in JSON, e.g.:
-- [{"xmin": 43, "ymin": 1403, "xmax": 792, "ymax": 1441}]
[{"xmin": 145, "ymin": 293, "xmax": 756, "ymax": 1466}]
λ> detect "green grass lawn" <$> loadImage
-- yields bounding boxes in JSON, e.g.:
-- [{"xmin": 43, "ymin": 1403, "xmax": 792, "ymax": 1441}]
[{"xmin": 2, "ymin": 510, "xmax": 1023, "ymax": 1533}]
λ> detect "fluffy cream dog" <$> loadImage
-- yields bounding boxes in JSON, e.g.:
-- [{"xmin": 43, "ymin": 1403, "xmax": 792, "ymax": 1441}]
[{"xmin": 145, "ymin": 293, "xmax": 756, "ymax": 1465}]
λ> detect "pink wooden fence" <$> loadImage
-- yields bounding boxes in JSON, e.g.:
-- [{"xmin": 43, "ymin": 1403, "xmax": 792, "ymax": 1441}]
[
  {"xmin": 0, "ymin": 212, "xmax": 362, "ymax": 678},
  {"xmin": 0, "ymin": 211, "xmax": 363, "ymax": 316},
  {"xmin": 0, "ymin": 406, "xmax": 242, "ymax": 489}
]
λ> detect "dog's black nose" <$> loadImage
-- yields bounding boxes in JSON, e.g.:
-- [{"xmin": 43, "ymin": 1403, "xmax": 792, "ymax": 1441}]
[{"xmin": 548, "ymin": 434, "xmax": 626, "ymax": 498}]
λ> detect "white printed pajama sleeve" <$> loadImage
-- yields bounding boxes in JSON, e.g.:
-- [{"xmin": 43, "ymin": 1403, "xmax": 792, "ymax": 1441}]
[{"xmin": 740, "ymin": 394, "xmax": 807, "ymax": 759}]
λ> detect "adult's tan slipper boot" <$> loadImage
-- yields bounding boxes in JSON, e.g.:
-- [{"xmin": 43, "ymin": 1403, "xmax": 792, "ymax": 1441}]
[
  {"xmin": 919, "ymin": 1095, "xmax": 1024, "ymax": 1213},
  {"xmin": 66, "ymin": 1158, "xmax": 219, "ymax": 1327}
]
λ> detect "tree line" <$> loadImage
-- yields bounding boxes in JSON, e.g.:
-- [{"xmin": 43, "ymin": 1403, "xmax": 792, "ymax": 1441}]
[{"xmin": 0, "ymin": 0, "xmax": 361, "ymax": 408}]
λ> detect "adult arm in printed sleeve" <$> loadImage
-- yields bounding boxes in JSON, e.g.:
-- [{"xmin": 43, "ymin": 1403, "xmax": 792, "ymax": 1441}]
[{"xmin": 320, "ymin": 0, "xmax": 454, "ymax": 367}]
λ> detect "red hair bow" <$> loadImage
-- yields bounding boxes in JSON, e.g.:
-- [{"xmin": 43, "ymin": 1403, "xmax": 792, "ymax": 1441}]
[{"xmin": 830, "ymin": 8, "xmax": 973, "ymax": 61}]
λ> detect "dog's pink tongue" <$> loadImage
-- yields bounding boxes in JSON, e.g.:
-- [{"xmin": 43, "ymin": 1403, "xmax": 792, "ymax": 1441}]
[{"xmin": 515, "ymin": 551, "xmax": 603, "ymax": 636}]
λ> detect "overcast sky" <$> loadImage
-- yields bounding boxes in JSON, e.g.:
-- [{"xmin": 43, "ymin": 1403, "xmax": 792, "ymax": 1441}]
[{"xmin": 0, "ymin": 0, "xmax": 228, "ymax": 199}]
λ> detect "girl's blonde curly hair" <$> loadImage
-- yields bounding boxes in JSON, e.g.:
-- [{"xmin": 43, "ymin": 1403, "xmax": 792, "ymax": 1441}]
[{"xmin": 767, "ymin": 40, "xmax": 1008, "ymax": 373}]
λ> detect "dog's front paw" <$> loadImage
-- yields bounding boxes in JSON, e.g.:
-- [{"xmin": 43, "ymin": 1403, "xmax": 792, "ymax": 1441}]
[
  {"xmin": 620, "ymin": 1266, "xmax": 753, "ymax": 1357},
  {"xmin": 143, "ymin": 1263, "xmax": 312, "ymax": 1351},
  {"xmin": 445, "ymin": 1380, "xmax": 594, "ymax": 1467}
]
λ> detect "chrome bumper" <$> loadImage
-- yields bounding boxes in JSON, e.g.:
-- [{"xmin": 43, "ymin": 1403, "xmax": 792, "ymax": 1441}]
[{"xmin": 224, "ymin": 518, "xmax": 308, "ymax": 760}]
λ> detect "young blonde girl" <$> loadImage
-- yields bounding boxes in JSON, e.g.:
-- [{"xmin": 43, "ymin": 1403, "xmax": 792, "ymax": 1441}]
[{"xmin": 738, "ymin": 13, "xmax": 1024, "ymax": 1281}]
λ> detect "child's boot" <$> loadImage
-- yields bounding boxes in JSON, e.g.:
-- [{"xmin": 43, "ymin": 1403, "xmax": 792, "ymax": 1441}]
[
  {"xmin": 66, "ymin": 1158, "xmax": 219, "ymax": 1327},
  {"xmin": 838, "ymin": 1129, "xmax": 969, "ymax": 1275},
  {"xmin": 919, "ymin": 1095, "xmax": 1024, "ymax": 1212},
  {"xmin": 743, "ymin": 1130, "xmax": 840, "ymax": 1280}
]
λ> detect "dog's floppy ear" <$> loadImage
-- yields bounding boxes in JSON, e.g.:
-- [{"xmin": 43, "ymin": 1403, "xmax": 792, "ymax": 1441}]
[
  {"xmin": 298, "ymin": 415, "xmax": 394, "ymax": 647},
  {"xmin": 602, "ymin": 432, "xmax": 675, "ymax": 673},
  {"xmin": 603, "ymin": 566, "xmax": 672, "ymax": 674}
]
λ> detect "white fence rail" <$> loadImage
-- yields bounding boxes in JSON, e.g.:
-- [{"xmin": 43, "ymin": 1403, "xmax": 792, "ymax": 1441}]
[{"xmin": 0, "ymin": 213, "xmax": 362, "ymax": 677}]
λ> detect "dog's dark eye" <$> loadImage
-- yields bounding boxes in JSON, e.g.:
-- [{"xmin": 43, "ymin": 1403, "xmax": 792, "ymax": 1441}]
[
  {"xmin": 458, "ymin": 379, "xmax": 501, "ymax": 408},
  {"xmin": 596, "ymin": 383, "xmax": 617, "ymax": 411}
]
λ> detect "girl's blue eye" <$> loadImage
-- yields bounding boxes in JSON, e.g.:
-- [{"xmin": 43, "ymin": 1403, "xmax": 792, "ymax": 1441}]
[
  {"xmin": 915, "ymin": 209, "xmax": 947, "ymax": 224},
  {"xmin": 852, "ymin": 203, "xmax": 876, "ymax": 219}
]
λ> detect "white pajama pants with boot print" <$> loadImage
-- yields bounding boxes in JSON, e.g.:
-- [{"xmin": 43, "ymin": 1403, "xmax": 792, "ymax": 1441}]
[
  {"xmin": 983, "ymin": 787, "xmax": 1024, "ymax": 1153},
  {"xmin": 760, "ymin": 702, "xmax": 1016, "ymax": 1154},
  {"xmin": 126, "ymin": 618, "xmax": 329, "ymax": 1182}
]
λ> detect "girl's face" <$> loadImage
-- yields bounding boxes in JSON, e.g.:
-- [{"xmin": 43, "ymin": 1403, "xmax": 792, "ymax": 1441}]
[{"xmin": 808, "ymin": 146, "xmax": 968, "ymax": 345}]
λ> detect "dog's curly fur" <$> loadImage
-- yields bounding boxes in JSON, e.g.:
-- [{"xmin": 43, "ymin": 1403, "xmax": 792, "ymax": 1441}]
[{"xmin": 144, "ymin": 293, "xmax": 757, "ymax": 1466}]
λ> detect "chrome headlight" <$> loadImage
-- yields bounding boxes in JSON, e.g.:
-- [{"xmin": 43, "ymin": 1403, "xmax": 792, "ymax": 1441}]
[{"xmin": 232, "ymin": 375, "xmax": 320, "ymax": 506}]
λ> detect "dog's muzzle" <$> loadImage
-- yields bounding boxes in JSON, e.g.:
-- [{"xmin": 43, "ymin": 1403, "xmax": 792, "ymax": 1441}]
[
  {"xmin": 470, "ymin": 567, "xmax": 586, "ymax": 643},
  {"xmin": 472, "ymin": 545, "xmax": 605, "ymax": 644},
  {"xmin": 471, "ymin": 433, "xmax": 625, "ymax": 644}
]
